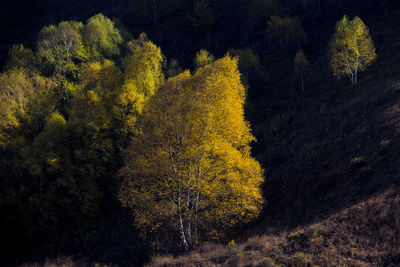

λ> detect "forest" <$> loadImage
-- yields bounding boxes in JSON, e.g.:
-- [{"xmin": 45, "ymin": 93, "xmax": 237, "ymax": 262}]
[{"xmin": 1, "ymin": 0, "xmax": 400, "ymax": 266}]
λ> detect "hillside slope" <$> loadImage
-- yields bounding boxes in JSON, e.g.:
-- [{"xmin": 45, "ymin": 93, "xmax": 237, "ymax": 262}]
[
  {"xmin": 149, "ymin": 187, "xmax": 400, "ymax": 266},
  {"xmin": 148, "ymin": 4, "xmax": 400, "ymax": 267},
  {"xmin": 255, "ymin": 17, "xmax": 400, "ymax": 229}
]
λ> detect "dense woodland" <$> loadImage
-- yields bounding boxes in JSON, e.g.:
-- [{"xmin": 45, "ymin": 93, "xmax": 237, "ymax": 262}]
[{"xmin": 1, "ymin": 0, "xmax": 400, "ymax": 266}]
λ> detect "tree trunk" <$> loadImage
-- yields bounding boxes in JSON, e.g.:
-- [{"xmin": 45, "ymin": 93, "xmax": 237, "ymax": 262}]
[
  {"xmin": 343, "ymin": 50, "xmax": 355, "ymax": 85},
  {"xmin": 354, "ymin": 55, "xmax": 359, "ymax": 84},
  {"xmin": 178, "ymin": 197, "xmax": 189, "ymax": 251},
  {"xmin": 180, "ymin": 217, "xmax": 189, "ymax": 251}
]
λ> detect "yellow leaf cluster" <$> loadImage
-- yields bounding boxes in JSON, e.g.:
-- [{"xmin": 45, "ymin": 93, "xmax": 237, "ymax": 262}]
[
  {"xmin": 119, "ymin": 55, "xmax": 264, "ymax": 247},
  {"xmin": 329, "ymin": 15, "xmax": 376, "ymax": 84}
]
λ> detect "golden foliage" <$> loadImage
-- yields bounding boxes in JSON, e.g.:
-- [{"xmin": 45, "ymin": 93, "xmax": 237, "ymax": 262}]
[
  {"xmin": 113, "ymin": 33, "xmax": 164, "ymax": 144},
  {"xmin": 119, "ymin": 55, "xmax": 264, "ymax": 249},
  {"xmin": 329, "ymin": 16, "xmax": 376, "ymax": 84},
  {"xmin": 0, "ymin": 69, "xmax": 34, "ymax": 146}
]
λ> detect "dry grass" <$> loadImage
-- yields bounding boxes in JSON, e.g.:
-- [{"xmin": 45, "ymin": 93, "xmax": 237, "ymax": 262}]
[
  {"xmin": 21, "ymin": 257, "xmax": 77, "ymax": 267},
  {"xmin": 20, "ymin": 257, "xmax": 119, "ymax": 267},
  {"xmin": 148, "ymin": 186, "xmax": 400, "ymax": 266}
]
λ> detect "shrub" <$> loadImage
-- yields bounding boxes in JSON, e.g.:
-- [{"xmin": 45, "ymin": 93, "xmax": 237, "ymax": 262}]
[{"xmin": 289, "ymin": 252, "xmax": 313, "ymax": 266}]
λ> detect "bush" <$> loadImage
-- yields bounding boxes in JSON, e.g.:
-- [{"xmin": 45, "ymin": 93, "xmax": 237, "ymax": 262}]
[{"xmin": 289, "ymin": 252, "xmax": 313, "ymax": 266}]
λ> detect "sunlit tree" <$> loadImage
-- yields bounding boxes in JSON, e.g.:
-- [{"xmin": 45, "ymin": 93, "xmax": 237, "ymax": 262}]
[
  {"xmin": 37, "ymin": 21, "xmax": 86, "ymax": 77},
  {"xmin": 113, "ymin": 33, "xmax": 164, "ymax": 147},
  {"xmin": 194, "ymin": 49, "xmax": 215, "ymax": 69},
  {"xmin": 83, "ymin": 14, "xmax": 123, "ymax": 61},
  {"xmin": 329, "ymin": 16, "xmax": 376, "ymax": 85},
  {"xmin": 118, "ymin": 56, "xmax": 264, "ymax": 250},
  {"xmin": 0, "ymin": 69, "xmax": 33, "ymax": 146}
]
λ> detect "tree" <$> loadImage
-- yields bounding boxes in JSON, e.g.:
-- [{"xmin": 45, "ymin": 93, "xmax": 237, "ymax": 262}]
[
  {"xmin": 294, "ymin": 50, "xmax": 310, "ymax": 91},
  {"xmin": 194, "ymin": 49, "xmax": 214, "ymax": 69},
  {"xmin": 232, "ymin": 48, "xmax": 261, "ymax": 75},
  {"xmin": 118, "ymin": 56, "xmax": 264, "ymax": 251},
  {"xmin": 0, "ymin": 69, "xmax": 33, "ymax": 146},
  {"xmin": 165, "ymin": 58, "xmax": 182, "ymax": 78},
  {"xmin": 228, "ymin": 48, "xmax": 262, "ymax": 89},
  {"xmin": 267, "ymin": 16, "xmax": 306, "ymax": 52},
  {"xmin": 68, "ymin": 60, "xmax": 121, "ymax": 189},
  {"xmin": 82, "ymin": 14, "xmax": 123, "ymax": 61},
  {"xmin": 329, "ymin": 16, "xmax": 376, "ymax": 85},
  {"xmin": 37, "ymin": 21, "xmax": 86, "ymax": 77},
  {"xmin": 113, "ymin": 33, "xmax": 164, "ymax": 147},
  {"xmin": 5, "ymin": 44, "xmax": 36, "ymax": 71}
]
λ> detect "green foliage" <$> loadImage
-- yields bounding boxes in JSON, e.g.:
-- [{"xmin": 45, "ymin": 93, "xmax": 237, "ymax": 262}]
[
  {"xmin": 5, "ymin": 44, "xmax": 36, "ymax": 71},
  {"xmin": 27, "ymin": 112, "xmax": 68, "ymax": 176},
  {"xmin": 68, "ymin": 60, "xmax": 121, "ymax": 188},
  {"xmin": 114, "ymin": 33, "xmax": 164, "ymax": 146},
  {"xmin": 231, "ymin": 48, "xmax": 261, "ymax": 75},
  {"xmin": 37, "ymin": 21, "xmax": 86, "ymax": 77},
  {"xmin": 194, "ymin": 49, "xmax": 215, "ymax": 69},
  {"xmin": 329, "ymin": 15, "xmax": 376, "ymax": 85},
  {"xmin": 21, "ymin": 111, "xmax": 72, "ymax": 227},
  {"xmin": 0, "ymin": 15, "xmax": 135, "ymax": 258},
  {"xmin": 228, "ymin": 48, "xmax": 262, "ymax": 89},
  {"xmin": 83, "ymin": 14, "xmax": 123, "ymax": 61},
  {"xmin": 0, "ymin": 69, "xmax": 34, "ymax": 146}
]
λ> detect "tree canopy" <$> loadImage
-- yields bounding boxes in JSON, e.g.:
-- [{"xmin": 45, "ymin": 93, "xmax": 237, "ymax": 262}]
[
  {"xmin": 82, "ymin": 14, "xmax": 123, "ymax": 60},
  {"xmin": 118, "ymin": 55, "xmax": 264, "ymax": 250},
  {"xmin": 329, "ymin": 15, "xmax": 376, "ymax": 85}
]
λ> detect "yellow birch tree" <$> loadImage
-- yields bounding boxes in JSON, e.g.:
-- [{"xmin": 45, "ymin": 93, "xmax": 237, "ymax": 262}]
[
  {"xmin": 329, "ymin": 15, "xmax": 376, "ymax": 85},
  {"xmin": 118, "ymin": 56, "xmax": 264, "ymax": 250}
]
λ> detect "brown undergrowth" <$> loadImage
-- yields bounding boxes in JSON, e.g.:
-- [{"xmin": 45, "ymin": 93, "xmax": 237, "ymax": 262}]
[{"xmin": 148, "ymin": 187, "xmax": 400, "ymax": 266}]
